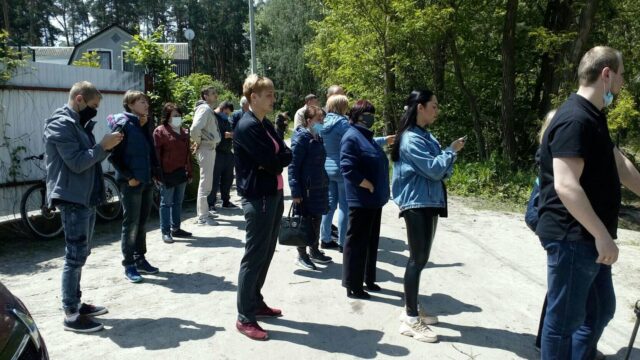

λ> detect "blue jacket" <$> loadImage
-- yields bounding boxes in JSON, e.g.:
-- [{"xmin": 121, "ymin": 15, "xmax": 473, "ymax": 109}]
[
  {"xmin": 321, "ymin": 112, "xmax": 350, "ymax": 179},
  {"xmin": 44, "ymin": 105, "xmax": 107, "ymax": 207},
  {"xmin": 288, "ymin": 127, "xmax": 329, "ymax": 215},
  {"xmin": 233, "ymin": 111, "xmax": 292, "ymax": 200},
  {"xmin": 340, "ymin": 124, "xmax": 390, "ymax": 208},
  {"xmin": 107, "ymin": 112, "xmax": 159, "ymax": 184},
  {"xmin": 391, "ymin": 126, "xmax": 456, "ymax": 211}
]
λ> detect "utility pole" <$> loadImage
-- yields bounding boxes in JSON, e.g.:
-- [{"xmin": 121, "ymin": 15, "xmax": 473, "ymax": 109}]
[{"xmin": 248, "ymin": 0, "xmax": 257, "ymax": 75}]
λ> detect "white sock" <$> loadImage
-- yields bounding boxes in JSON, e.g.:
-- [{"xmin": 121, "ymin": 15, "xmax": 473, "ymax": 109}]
[{"xmin": 66, "ymin": 312, "xmax": 80, "ymax": 321}]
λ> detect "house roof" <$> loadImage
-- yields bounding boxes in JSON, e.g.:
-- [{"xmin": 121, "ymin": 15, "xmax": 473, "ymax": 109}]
[
  {"xmin": 28, "ymin": 46, "xmax": 74, "ymax": 58},
  {"xmin": 67, "ymin": 24, "xmax": 127, "ymax": 64},
  {"xmin": 158, "ymin": 43, "xmax": 189, "ymax": 60}
]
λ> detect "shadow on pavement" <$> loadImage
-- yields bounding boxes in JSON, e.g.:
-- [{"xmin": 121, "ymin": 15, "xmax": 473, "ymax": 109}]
[
  {"xmin": 436, "ymin": 322, "xmax": 537, "ymax": 359},
  {"xmin": 419, "ymin": 293, "xmax": 483, "ymax": 316},
  {"xmin": 177, "ymin": 236, "xmax": 244, "ymax": 248},
  {"xmin": 142, "ymin": 271, "xmax": 237, "ymax": 294},
  {"xmin": 97, "ymin": 317, "xmax": 223, "ymax": 350},
  {"xmin": 262, "ymin": 317, "xmax": 410, "ymax": 358}
]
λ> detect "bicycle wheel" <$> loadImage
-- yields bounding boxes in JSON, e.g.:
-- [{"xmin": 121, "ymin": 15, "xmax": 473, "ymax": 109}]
[
  {"xmin": 96, "ymin": 174, "xmax": 122, "ymax": 221},
  {"xmin": 20, "ymin": 183, "xmax": 63, "ymax": 240}
]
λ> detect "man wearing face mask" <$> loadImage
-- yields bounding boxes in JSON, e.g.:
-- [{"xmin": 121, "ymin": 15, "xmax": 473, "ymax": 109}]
[
  {"xmin": 537, "ymin": 46, "xmax": 640, "ymax": 359},
  {"xmin": 44, "ymin": 81, "xmax": 123, "ymax": 333},
  {"xmin": 208, "ymin": 101, "xmax": 238, "ymax": 211}
]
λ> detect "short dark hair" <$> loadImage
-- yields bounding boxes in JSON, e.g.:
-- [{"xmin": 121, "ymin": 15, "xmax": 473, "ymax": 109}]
[
  {"xmin": 304, "ymin": 94, "xmax": 317, "ymax": 103},
  {"xmin": 577, "ymin": 46, "xmax": 623, "ymax": 85},
  {"xmin": 219, "ymin": 101, "xmax": 234, "ymax": 112},
  {"xmin": 349, "ymin": 100, "xmax": 375, "ymax": 124},
  {"xmin": 162, "ymin": 102, "xmax": 182, "ymax": 125},
  {"xmin": 200, "ymin": 86, "xmax": 217, "ymax": 100}
]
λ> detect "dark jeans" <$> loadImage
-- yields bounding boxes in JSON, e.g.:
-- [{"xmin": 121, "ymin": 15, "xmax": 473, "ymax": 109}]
[
  {"xmin": 208, "ymin": 152, "xmax": 234, "ymax": 206},
  {"xmin": 296, "ymin": 214, "xmax": 322, "ymax": 256},
  {"xmin": 120, "ymin": 182, "xmax": 153, "ymax": 266},
  {"xmin": 540, "ymin": 239, "xmax": 616, "ymax": 360},
  {"xmin": 237, "ymin": 191, "xmax": 284, "ymax": 323},
  {"xmin": 343, "ymin": 207, "xmax": 382, "ymax": 291},
  {"xmin": 402, "ymin": 208, "xmax": 438, "ymax": 317},
  {"xmin": 60, "ymin": 203, "xmax": 96, "ymax": 314},
  {"xmin": 159, "ymin": 181, "xmax": 187, "ymax": 235}
]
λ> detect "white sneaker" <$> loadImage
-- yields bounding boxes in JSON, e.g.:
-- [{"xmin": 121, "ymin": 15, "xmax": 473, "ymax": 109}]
[
  {"xmin": 399, "ymin": 317, "xmax": 438, "ymax": 343},
  {"xmin": 398, "ymin": 305, "xmax": 439, "ymax": 325},
  {"xmin": 195, "ymin": 217, "xmax": 218, "ymax": 226}
]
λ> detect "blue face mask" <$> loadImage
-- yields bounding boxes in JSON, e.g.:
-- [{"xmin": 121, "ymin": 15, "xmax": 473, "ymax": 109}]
[
  {"xmin": 311, "ymin": 123, "xmax": 323, "ymax": 134},
  {"xmin": 603, "ymin": 75, "xmax": 614, "ymax": 108}
]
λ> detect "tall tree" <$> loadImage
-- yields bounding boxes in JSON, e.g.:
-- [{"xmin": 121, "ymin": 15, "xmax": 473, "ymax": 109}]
[{"xmin": 500, "ymin": 0, "xmax": 518, "ymax": 163}]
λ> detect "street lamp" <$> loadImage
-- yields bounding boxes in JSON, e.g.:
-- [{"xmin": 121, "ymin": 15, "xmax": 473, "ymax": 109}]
[{"xmin": 183, "ymin": 28, "xmax": 195, "ymax": 73}]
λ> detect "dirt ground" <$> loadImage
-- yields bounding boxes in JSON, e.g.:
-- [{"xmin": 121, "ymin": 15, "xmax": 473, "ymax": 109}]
[{"xmin": 0, "ymin": 193, "xmax": 639, "ymax": 360}]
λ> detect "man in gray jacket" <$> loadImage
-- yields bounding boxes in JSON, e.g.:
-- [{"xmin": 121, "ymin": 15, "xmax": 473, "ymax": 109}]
[
  {"xmin": 190, "ymin": 86, "xmax": 221, "ymax": 225},
  {"xmin": 44, "ymin": 81, "xmax": 123, "ymax": 333}
]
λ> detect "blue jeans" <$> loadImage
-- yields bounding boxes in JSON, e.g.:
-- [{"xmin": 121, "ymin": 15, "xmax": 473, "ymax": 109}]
[
  {"xmin": 159, "ymin": 181, "xmax": 187, "ymax": 235},
  {"xmin": 120, "ymin": 182, "xmax": 153, "ymax": 266},
  {"xmin": 540, "ymin": 239, "xmax": 616, "ymax": 360},
  {"xmin": 59, "ymin": 203, "xmax": 96, "ymax": 314},
  {"xmin": 320, "ymin": 175, "xmax": 348, "ymax": 246}
]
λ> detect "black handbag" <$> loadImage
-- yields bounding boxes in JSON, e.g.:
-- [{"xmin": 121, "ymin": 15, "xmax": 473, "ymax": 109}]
[
  {"xmin": 162, "ymin": 168, "xmax": 188, "ymax": 188},
  {"xmin": 278, "ymin": 203, "xmax": 313, "ymax": 247}
]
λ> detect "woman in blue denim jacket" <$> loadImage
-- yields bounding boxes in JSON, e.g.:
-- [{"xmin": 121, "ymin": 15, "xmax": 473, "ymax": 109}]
[{"xmin": 391, "ymin": 89, "xmax": 465, "ymax": 343}]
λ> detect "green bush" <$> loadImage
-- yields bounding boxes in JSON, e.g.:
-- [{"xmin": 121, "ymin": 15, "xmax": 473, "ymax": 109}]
[{"xmin": 448, "ymin": 152, "xmax": 535, "ymax": 208}]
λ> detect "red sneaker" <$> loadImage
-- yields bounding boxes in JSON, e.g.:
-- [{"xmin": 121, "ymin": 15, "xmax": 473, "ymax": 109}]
[
  {"xmin": 236, "ymin": 321, "xmax": 268, "ymax": 341},
  {"xmin": 255, "ymin": 305, "xmax": 282, "ymax": 318}
]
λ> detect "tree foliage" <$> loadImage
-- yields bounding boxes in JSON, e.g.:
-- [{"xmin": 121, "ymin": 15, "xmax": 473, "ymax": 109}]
[{"xmin": 72, "ymin": 51, "xmax": 101, "ymax": 68}]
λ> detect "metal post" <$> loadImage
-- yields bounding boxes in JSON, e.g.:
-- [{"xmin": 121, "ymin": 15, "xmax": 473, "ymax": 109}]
[
  {"xmin": 624, "ymin": 300, "xmax": 640, "ymax": 360},
  {"xmin": 248, "ymin": 0, "xmax": 257, "ymax": 75}
]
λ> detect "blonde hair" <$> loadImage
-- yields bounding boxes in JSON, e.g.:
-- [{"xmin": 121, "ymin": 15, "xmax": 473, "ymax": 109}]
[
  {"xmin": 578, "ymin": 46, "xmax": 622, "ymax": 85},
  {"xmin": 326, "ymin": 85, "xmax": 345, "ymax": 98},
  {"xmin": 539, "ymin": 109, "xmax": 557, "ymax": 143},
  {"xmin": 326, "ymin": 94, "xmax": 349, "ymax": 115},
  {"xmin": 122, "ymin": 90, "xmax": 148, "ymax": 112},
  {"xmin": 69, "ymin": 81, "xmax": 102, "ymax": 102},
  {"xmin": 242, "ymin": 74, "xmax": 274, "ymax": 102}
]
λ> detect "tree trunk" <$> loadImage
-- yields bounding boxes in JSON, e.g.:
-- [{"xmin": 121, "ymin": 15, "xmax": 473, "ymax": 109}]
[
  {"xmin": 450, "ymin": 37, "xmax": 487, "ymax": 160},
  {"xmin": 433, "ymin": 39, "xmax": 447, "ymax": 99},
  {"xmin": 562, "ymin": 0, "xmax": 599, "ymax": 85},
  {"xmin": 500, "ymin": 0, "xmax": 518, "ymax": 163},
  {"xmin": 1, "ymin": 0, "xmax": 9, "ymax": 33}
]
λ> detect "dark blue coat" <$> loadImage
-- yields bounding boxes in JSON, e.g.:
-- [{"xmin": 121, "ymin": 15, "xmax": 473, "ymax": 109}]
[
  {"xmin": 340, "ymin": 124, "xmax": 390, "ymax": 208},
  {"xmin": 233, "ymin": 111, "xmax": 292, "ymax": 200},
  {"xmin": 107, "ymin": 112, "xmax": 159, "ymax": 184},
  {"xmin": 288, "ymin": 127, "xmax": 329, "ymax": 215}
]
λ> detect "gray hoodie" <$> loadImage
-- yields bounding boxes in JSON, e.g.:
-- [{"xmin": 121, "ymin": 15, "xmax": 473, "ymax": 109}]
[{"xmin": 43, "ymin": 105, "xmax": 108, "ymax": 207}]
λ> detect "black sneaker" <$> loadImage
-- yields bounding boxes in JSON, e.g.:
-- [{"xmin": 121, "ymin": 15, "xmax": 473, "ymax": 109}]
[
  {"xmin": 171, "ymin": 228, "xmax": 192, "ymax": 238},
  {"xmin": 222, "ymin": 201, "xmax": 238, "ymax": 209},
  {"xmin": 295, "ymin": 254, "xmax": 317, "ymax": 270},
  {"xmin": 331, "ymin": 224, "xmax": 339, "ymax": 239},
  {"xmin": 136, "ymin": 259, "xmax": 159, "ymax": 274},
  {"xmin": 79, "ymin": 303, "xmax": 108, "ymax": 317},
  {"xmin": 320, "ymin": 240, "xmax": 340, "ymax": 250},
  {"xmin": 63, "ymin": 315, "xmax": 104, "ymax": 333},
  {"xmin": 309, "ymin": 248, "xmax": 332, "ymax": 264}
]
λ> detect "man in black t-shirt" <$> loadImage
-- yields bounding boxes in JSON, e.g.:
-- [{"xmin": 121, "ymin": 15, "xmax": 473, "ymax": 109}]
[{"xmin": 536, "ymin": 46, "xmax": 640, "ymax": 359}]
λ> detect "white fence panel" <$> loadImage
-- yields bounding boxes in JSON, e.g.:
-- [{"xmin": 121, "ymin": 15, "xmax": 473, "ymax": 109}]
[{"xmin": 0, "ymin": 62, "xmax": 144, "ymax": 220}]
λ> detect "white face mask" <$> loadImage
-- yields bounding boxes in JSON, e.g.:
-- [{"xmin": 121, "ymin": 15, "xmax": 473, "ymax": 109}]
[{"xmin": 171, "ymin": 117, "xmax": 182, "ymax": 127}]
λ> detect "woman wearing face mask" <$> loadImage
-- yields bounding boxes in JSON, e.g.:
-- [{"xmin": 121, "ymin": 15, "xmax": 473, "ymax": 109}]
[
  {"xmin": 391, "ymin": 89, "xmax": 464, "ymax": 343},
  {"xmin": 288, "ymin": 105, "xmax": 332, "ymax": 270},
  {"xmin": 339, "ymin": 99, "xmax": 389, "ymax": 299},
  {"xmin": 108, "ymin": 90, "xmax": 161, "ymax": 283},
  {"xmin": 153, "ymin": 103, "xmax": 193, "ymax": 244}
]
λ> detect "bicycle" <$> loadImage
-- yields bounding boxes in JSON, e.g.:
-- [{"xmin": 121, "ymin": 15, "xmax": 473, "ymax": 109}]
[
  {"xmin": 97, "ymin": 172, "xmax": 122, "ymax": 221},
  {"xmin": 19, "ymin": 154, "xmax": 63, "ymax": 240}
]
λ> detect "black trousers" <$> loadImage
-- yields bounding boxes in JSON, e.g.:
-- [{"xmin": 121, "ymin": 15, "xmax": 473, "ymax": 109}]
[
  {"xmin": 402, "ymin": 208, "xmax": 438, "ymax": 316},
  {"xmin": 297, "ymin": 214, "xmax": 322, "ymax": 256},
  {"xmin": 237, "ymin": 191, "xmax": 284, "ymax": 323},
  {"xmin": 342, "ymin": 207, "xmax": 382, "ymax": 291},
  {"xmin": 208, "ymin": 152, "xmax": 234, "ymax": 206}
]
